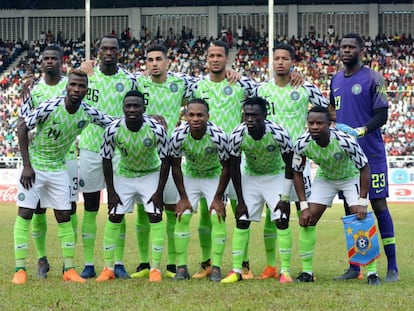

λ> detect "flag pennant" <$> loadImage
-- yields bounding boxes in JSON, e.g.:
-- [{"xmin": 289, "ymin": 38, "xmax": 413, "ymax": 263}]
[{"xmin": 342, "ymin": 212, "xmax": 380, "ymax": 266}]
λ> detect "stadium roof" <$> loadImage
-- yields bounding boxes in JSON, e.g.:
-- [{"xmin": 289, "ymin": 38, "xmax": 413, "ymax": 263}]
[{"xmin": 2, "ymin": 0, "xmax": 412, "ymax": 10}]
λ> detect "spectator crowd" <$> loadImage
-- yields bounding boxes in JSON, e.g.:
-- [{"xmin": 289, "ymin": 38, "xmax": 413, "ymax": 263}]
[{"xmin": 0, "ymin": 27, "xmax": 413, "ymax": 159}]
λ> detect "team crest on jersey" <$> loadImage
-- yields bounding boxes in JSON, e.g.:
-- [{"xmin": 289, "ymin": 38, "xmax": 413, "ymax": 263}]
[
  {"xmin": 333, "ymin": 152, "xmax": 345, "ymax": 161},
  {"xmin": 79, "ymin": 179, "xmax": 85, "ymax": 187},
  {"xmin": 61, "ymin": 90, "xmax": 67, "ymax": 95},
  {"xmin": 143, "ymin": 138, "xmax": 153, "ymax": 147},
  {"xmin": 205, "ymin": 147, "xmax": 214, "ymax": 154},
  {"xmin": 290, "ymin": 90, "xmax": 300, "ymax": 101},
  {"xmin": 266, "ymin": 145, "xmax": 276, "ymax": 152},
  {"xmin": 351, "ymin": 84, "xmax": 362, "ymax": 95},
  {"xmin": 170, "ymin": 83, "xmax": 178, "ymax": 93},
  {"xmin": 115, "ymin": 83, "xmax": 125, "ymax": 92},
  {"xmin": 18, "ymin": 193, "xmax": 25, "ymax": 201},
  {"xmin": 223, "ymin": 86, "xmax": 233, "ymax": 96},
  {"xmin": 77, "ymin": 120, "xmax": 87, "ymax": 129}
]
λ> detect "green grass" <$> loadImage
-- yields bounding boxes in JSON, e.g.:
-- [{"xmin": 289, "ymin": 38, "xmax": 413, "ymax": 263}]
[{"xmin": 0, "ymin": 203, "xmax": 412, "ymax": 310}]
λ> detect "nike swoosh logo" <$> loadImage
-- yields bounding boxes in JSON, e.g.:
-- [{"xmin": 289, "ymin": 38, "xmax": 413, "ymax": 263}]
[
  {"xmin": 375, "ymin": 188, "xmax": 384, "ymax": 194},
  {"xmin": 334, "ymin": 88, "xmax": 340, "ymax": 92}
]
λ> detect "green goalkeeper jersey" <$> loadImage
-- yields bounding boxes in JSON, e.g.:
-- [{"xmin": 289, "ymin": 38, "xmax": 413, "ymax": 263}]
[
  {"xmin": 79, "ymin": 66, "xmax": 136, "ymax": 152},
  {"xmin": 293, "ymin": 128, "xmax": 368, "ymax": 180}
]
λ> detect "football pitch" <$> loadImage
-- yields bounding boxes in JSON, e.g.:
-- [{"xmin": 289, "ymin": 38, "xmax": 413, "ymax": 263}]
[{"xmin": 0, "ymin": 202, "xmax": 412, "ymax": 310}]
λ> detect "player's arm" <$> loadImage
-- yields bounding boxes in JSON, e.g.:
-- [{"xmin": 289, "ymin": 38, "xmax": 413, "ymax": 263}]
[
  {"xmin": 350, "ymin": 163, "xmax": 371, "ymax": 220},
  {"xmin": 210, "ymin": 158, "xmax": 230, "ymax": 223},
  {"xmin": 17, "ymin": 116, "xmax": 34, "ymax": 190},
  {"xmin": 102, "ymin": 158, "xmax": 121, "ymax": 215},
  {"xmin": 171, "ymin": 156, "xmax": 193, "ymax": 220},
  {"xmin": 101, "ymin": 125, "xmax": 122, "ymax": 215},
  {"xmin": 229, "ymin": 154, "xmax": 248, "ymax": 220},
  {"xmin": 292, "ymin": 148, "xmax": 311, "ymax": 227},
  {"xmin": 148, "ymin": 157, "xmax": 170, "ymax": 214},
  {"xmin": 85, "ymin": 104, "xmax": 114, "ymax": 128}
]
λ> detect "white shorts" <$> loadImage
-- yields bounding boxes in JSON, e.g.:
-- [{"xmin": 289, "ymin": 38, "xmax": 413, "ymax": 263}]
[
  {"xmin": 79, "ymin": 149, "xmax": 119, "ymax": 193},
  {"xmin": 308, "ymin": 177, "xmax": 360, "ymax": 207},
  {"xmin": 163, "ymin": 172, "xmax": 179, "ymax": 205},
  {"xmin": 66, "ymin": 158, "xmax": 79, "ymax": 203},
  {"xmin": 111, "ymin": 172, "xmax": 162, "ymax": 215},
  {"xmin": 16, "ymin": 169, "xmax": 71, "ymax": 211},
  {"xmin": 239, "ymin": 174, "xmax": 284, "ymax": 222},
  {"xmin": 182, "ymin": 176, "xmax": 228, "ymax": 215}
]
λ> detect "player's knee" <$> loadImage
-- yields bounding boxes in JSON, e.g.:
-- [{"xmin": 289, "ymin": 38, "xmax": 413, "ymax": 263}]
[
  {"xmin": 165, "ymin": 204, "xmax": 176, "ymax": 212},
  {"xmin": 109, "ymin": 214, "xmax": 124, "ymax": 223},
  {"xmin": 18, "ymin": 207, "xmax": 34, "ymax": 220},
  {"xmin": 371, "ymin": 198, "xmax": 388, "ymax": 213},
  {"xmin": 275, "ymin": 218, "xmax": 289, "ymax": 230},
  {"xmin": 147, "ymin": 212, "xmax": 162, "ymax": 223},
  {"xmin": 55, "ymin": 210, "xmax": 71, "ymax": 223},
  {"xmin": 236, "ymin": 219, "xmax": 250, "ymax": 230},
  {"xmin": 34, "ymin": 201, "xmax": 46, "ymax": 214},
  {"xmin": 83, "ymin": 192, "xmax": 100, "ymax": 211},
  {"xmin": 70, "ymin": 202, "xmax": 77, "ymax": 215}
]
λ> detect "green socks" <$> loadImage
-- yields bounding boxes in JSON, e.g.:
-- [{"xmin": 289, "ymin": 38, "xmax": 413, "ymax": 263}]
[
  {"xmin": 165, "ymin": 209, "xmax": 176, "ymax": 266},
  {"xmin": 231, "ymin": 227, "xmax": 250, "ymax": 272},
  {"xmin": 198, "ymin": 198, "xmax": 212, "ymax": 262},
  {"xmin": 82, "ymin": 210, "xmax": 98, "ymax": 264},
  {"xmin": 299, "ymin": 226, "xmax": 316, "ymax": 273},
  {"xmin": 277, "ymin": 227, "xmax": 292, "ymax": 273},
  {"xmin": 211, "ymin": 213, "xmax": 227, "ymax": 268},
  {"xmin": 114, "ymin": 217, "xmax": 126, "ymax": 264},
  {"xmin": 150, "ymin": 220, "xmax": 165, "ymax": 270},
  {"xmin": 32, "ymin": 213, "xmax": 47, "ymax": 259},
  {"xmin": 103, "ymin": 220, "xmax": 121, "ymax": 268},
  {"xmin": 58, "ymin": 220, "xmax": 76, "ymax": 269},
  {"xmin": 14, "ymin": 216, "xmax": 31, "ymax": 268},
  {"xmin": 264, "ymin": 208, "xmax": 277, "ymax": 267},
  {"xmin": 136, "ymin": 204, "xmax": 150, "ymax": 264},
  {"xmin": 174, "ymin": 214, "xmax": 192, "ymax": 266}
]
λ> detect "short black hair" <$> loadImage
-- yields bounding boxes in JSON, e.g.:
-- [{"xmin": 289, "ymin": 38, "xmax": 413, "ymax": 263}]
[
  {"xmin": 208, "ymin": 40, "xmax": 229, "ymax": 56},
  {"xmin": 146, "ymin": 43, "xmax": 168, "ymax": 57},
  {"xmin": 43, "ymin": 44, "xmax": 63, "ymax": 58},
  {"xmin": 273, "ymin": 43, "xmax": 295, "ymax": 59},
  {"xmin": 243, "ymin": 97, "xmax": 268, "ymax": 115},
  {"xmin": 98, "ymin": 34, "xmax": 120, "ymax": 49},
  {"xmin": 341, "ymin": 33, "xmax": 364, "ymax": 49},
  {"xmin": 308, "ymin": 105, "xmax": 330, "ymax": 123},
  {"xmin": 124, "ymin": 90, "xmax": 145, "ymax": 101},
  {"xmin": 187, "ymin": 98, "xmax": 209, "ymax": 113}
]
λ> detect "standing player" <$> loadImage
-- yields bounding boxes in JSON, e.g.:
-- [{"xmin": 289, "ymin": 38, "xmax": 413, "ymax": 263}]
[
  {"xmin": 253, "ymin": 43, "xmax": 329, "ymax": 283},
  {"xmin": 330, "ymin": 33, "xmax": 399, "ymax": 282},
  {"xmin": 170, "ymin": 99, "xmax": 230, "ymax": 281},
  {"xmin": 96, "ymin": 90, "xmax": 169, "ymax": 282},
  {"xmin": 221, "ymin": 97, "xmax": 293, "ymax": 283},
  {"xmin": 13, "ymin": 70, "xmax": 113, "ymax": 284},
  {"xmin": 78, "ymin": 34, "xmax": 136, "ymax": 279},
  {"xmin": 187, "ymin": 40, "xmax": 256, "ymax": 280},
  {"xmin": 292, "ymin": 106, "xmax": 380, "ymax": 285},
  {"xmin": 131, "ymin": 44, "xmax": 190, "ymax": 279},
  {"xmin": 19, "ymin": 45, "xmax": 79, "ymax": 279}
]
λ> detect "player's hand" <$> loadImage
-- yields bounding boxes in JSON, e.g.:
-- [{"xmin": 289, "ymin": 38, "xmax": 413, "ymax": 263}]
[
  {"xmin": 150, "ymin": 114, "xmax": 168, "ymax": 132},
  {"xmin": 299, "ymin": 208, "xmax": 312, "ymax": 227},
  {"xmin": 225, "ymin": 69, "xmax": 240, "ymax": 83},
  {"xmin": 336, "ymin": 123, "xmax": 358, "ymax": 139},
  {"xmin": 354, "ymin": 126, "xmax": 367, "ymax": 137},
  {"xmin": 274, "ymin": 200, "xmax": 290, "ymax": 221},
  {"xmin": 147, "ymin": 191, "xmax": 164, "ymax": 214},
  {"xmin": 175, "ymin": 198, "xmax": 193, "ymax": 221},
  {"xmin": 209, "ymin": 198, "xmax": 226, "ymax": 223},
  {"xmin": 20, "ymin": 166, "xmax": 35, "ymax": 190},
  {"xmin": 80, "ymin": 60, "xmax": 96, "ymax": 76},
  {"xmin": 107, "ymin": 190, "xmax": 122, "ymax": 216},
  {"xmin": 21, "ymin": 77, "xmax": 35, "ymax": 101},
  {"xmin": 350, "ymin": 205, "xmax": 367, "ymax": 220},
  {"xmin": 290, "ymin": 69, "xmax": 304, "ymax": 88},
  {"xmin": 235, "ymin": 201, "xmax": 249, "ymax": 220}
]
